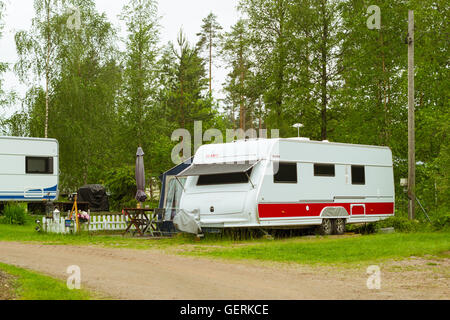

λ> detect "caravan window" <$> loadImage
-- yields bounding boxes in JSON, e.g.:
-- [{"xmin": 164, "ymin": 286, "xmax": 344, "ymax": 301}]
[
  {"xmin": 197, "ymin": 169, "xmax": 252, "ymax": 186},
  {"xmin": 351, "ymin": 165, "xmax": 365, "ymax": 185},
  {"xmin": 273, "ymin": 162, "xmax": 297, "ymax": 183},
  {"xmin": 26, "ymin": 157, "xmax": 53, "ymax": 174},
  {"xmin": 314, "ymin": 164, "xmax": 335, "ymax": 177}
]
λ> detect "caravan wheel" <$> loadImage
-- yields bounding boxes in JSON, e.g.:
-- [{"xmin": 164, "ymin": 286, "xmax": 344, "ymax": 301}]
[
  {"xmin": 318, "ymin": 219, "xmax": 333, "ymax": 236},
  {"xmin": 332, "ymin": 219, "xmax": 346, "ymax": 235}
]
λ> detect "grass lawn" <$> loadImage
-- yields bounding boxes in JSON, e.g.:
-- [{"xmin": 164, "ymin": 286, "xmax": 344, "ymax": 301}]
[
  {"xmin": 0, "ymin": 222, "xmax": 194, "ymax": 249},
  {"xmin": 0, "ymin": 262, "xmax": 92, "ymax": 300},
  {"xmin": 185, "ymin": 232, "xmax": 450, "ymax": 265},
  {"xmin": 0, "ymin": 222, "xmax": 449, "ymax": 266}
]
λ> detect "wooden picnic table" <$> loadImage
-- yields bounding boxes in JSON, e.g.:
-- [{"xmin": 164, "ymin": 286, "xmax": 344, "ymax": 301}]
[{"xmin": 122, "ymin": 208, "xmax": 158, "ymax": 236}]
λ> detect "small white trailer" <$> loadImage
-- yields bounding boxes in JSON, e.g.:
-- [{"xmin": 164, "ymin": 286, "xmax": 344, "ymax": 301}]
[
  {"xmin": 0, "ymin": 136, "xmax": 59, "ymax": 205},
  {"xmin": 176, "ymin": 138, "xmax": 395, "ymax": 235}
]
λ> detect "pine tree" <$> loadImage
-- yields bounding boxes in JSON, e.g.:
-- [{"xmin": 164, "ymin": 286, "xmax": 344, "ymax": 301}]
[
  {"xmin": 221, "ymin": 19, "xmax": 253, "ymax": 130},
  {"xmin": 196, "ymin": 12, "xmax": 222, "ymax": 95},
  {"xmin": 238, "ymin": 0, "xmax": 292, "ymax": 135},
  {"xmin": 162, "ymin": 30, "xmax": 211, "ymax": 130}
]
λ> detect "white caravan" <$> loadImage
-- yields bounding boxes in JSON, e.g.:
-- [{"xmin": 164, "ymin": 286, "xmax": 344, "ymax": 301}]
[
  {"xmin": 177, "ymin": 138, "xmax": 395, "ymax": 234},
  {"xmin": 0, "ymin": 136, "xmax": 59, "ymax": 203}
]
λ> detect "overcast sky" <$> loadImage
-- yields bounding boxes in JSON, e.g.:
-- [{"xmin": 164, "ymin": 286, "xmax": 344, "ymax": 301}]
[{"xmin": 0, "ymin": 0, "xmax": 241, "ymax": 117}]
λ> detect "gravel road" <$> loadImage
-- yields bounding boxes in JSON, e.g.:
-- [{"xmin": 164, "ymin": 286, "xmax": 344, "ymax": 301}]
[{"xmin": 0, "ymin": 242, "xmax": 448, "ymax": 300}]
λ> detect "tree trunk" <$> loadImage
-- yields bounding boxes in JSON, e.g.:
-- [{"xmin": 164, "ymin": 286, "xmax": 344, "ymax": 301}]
[
  {"xmin": 239, "ymin": 37, "xmax": 245, "ymax": 130},
  {"xmin": 380, "ymin": 32, "xmax": 390, "ymax": 145},
  {"xmin": 209, "ymin": 27, "xmax": 212, "ymax": 94}
]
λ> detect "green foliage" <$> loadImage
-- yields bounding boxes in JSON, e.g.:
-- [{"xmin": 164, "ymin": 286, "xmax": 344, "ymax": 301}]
[
  {"xmin": 428, "ymin": 207, "xmax": 450, "ymax": 231},
  {"xmin": 0, "ymin": 0, "xmax": 8, "ymax": 111},
  {"xmin": 377, "ymin": 217, "xmax": 423, "ymax": 233},
  {"xmin": 377, "ymin": 210, "xmax": 450, "ymax": 233},
  {"xmin": 221, "ymin": 19, "xmax": 256, "ymax": 130},
  {"xmin": 104, "ymin": 165, "xmax": 137, "ymax": 211},
  {"xmin": 1, "ymin": 203, "xmax": 27, "ymax": 225},
  {"xmin": 161, "ymin": 30, "xmax": 213, "ymax": 130},
  {"xmin": 119, "ymin": 0, "xmax": 161, "ymax": 151},
  {"xmin": 1, "ymin": 0, "xmax": 447, "ymax": 217}
]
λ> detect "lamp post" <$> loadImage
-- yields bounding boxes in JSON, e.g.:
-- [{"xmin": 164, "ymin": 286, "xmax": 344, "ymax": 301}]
[{"xmin": 292, "ymin": 123, "xmax": 304, "ymax": 137}]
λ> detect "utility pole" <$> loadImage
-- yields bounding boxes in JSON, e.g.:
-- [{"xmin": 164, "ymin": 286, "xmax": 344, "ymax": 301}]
[
  {"xmin": 44, "ymin": 0, "xmax": 51, "ymax": 139},
  {"xmin": 407, "ymin": 10, "xmax": 415, "ymax": 220}
]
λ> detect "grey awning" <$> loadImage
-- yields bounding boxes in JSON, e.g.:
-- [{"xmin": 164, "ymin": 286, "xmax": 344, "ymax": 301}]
[{"xmin": 176, "ymin": 162, "xmax": 258, "ymax": 177}]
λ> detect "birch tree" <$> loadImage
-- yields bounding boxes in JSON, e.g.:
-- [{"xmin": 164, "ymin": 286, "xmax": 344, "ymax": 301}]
[
  {"xmin": 14, "ymin": 0, "xmax": 62, "ymax": 138},
  {"xmin": 120, "ymin": 0, "xmax": 160, "ymax": 148},
  {"xmin": 0, "ymin": 0, "xmax": 7, "ymax": 108}
]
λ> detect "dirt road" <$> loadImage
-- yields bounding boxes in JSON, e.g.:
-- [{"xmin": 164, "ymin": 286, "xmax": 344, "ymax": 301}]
[{"xmin": 0, "ymin": 242, "xmax": 448, "ymax": 300}]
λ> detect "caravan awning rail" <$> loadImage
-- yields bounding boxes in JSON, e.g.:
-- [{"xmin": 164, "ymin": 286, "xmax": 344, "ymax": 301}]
[{"xmin": 176, "ymin": 161, "xmax": 259, "ymax": 177}]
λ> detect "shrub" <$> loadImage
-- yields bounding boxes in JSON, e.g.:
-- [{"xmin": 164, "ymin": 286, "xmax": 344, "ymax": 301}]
[
  {"xmin": 429, "ymin": 207, "xmax": 450, "ymax": 230},
  {"xmin": 377, "ymin": 216, "xmax": 426, "ymax": 233},
  {"xmin": 1, "ymin": 203, "xmax": 27, "ymax": 225},
  {"xmin": 104, "ymin": 165, "xmax": 137, "ymax": 211},
  {"xmin": 376, "ymin": 207, "xmax": 450, "ymax": 232}
]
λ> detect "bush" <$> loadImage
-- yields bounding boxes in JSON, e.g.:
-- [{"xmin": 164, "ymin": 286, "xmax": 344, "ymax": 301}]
[
  {"xmin": 429, "ymin": 207, "xmax": 450, "ymax": 230},
  {"xmin": 376, "ymin": 208, "xmax": 450, "ymax": 232},
  {"xmin": 347, "ymin": 212, "xmax": 450, "ymax": 234},
  {"xmin": 104, "ymin": 165, "xmax": 137, "ymax": 211},
  {"xmin": 377, "ymin": 216, "xmax": 424, "ymax": 232},
  {"xmin": 1, "ymin": 203, "xmax": 27, "ymax": 225}
]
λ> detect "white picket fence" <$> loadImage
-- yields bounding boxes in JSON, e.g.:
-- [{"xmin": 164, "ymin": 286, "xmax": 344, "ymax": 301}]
[{"xmin": 42, "ymin": 214, "xmax": 144, "ymax": 234}]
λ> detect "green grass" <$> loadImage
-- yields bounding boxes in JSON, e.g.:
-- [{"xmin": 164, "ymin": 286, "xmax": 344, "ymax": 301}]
[
  {"xmin": 0, "ymin": 218, "xmax": 269, "ymax": 250},
  {"xmin": 0, "ymin": 263, "xmax": 92, "ymax": 300},
  {"xmin": 0, "ymin": 221, "xmax": 206, "ymax": 249},
  {"xmin": 0, "ymin": 221, "xmax": 449, "ymax": 266},
  {"xmin": 184, "ymin": 232, "xmax": 450, "ymax": 265}
]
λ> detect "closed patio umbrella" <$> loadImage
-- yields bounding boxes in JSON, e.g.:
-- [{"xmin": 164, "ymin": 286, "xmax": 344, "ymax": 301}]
[{"xmin": 135, "ymin": 147, "xmax": 147, "ymax": 203}]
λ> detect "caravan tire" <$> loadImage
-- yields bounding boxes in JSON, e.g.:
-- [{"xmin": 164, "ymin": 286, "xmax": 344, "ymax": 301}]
[
  {"xmin": 318, "ymin": 218, "xmax": 333, "ymax": 236},
  {"xmin": 332, "ymin": 218, "xmax": 346, "ymax": 235}
]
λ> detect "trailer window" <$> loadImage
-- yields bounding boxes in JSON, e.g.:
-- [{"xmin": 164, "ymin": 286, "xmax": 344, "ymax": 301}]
[
  {"xmin": 351, "ymin": 165, "xmax": 365, "ymax": 185},
  {"xmin": 197, "ymin": 169, "xmax": 252, "ymax": 186},
  {"xmin": 314, "ymin": 164, "xmax": 335, "ymax": 177},
  {"xmin": 274, "ymin": 162, "xmax": 297, "ymax": 183},
  {"xmin": 26, "ymin": 157, "xmax": 54, "ymax": 174}
]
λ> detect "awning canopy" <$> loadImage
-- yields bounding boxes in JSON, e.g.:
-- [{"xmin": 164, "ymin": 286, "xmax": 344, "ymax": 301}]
[{"xmin": 176, "ymin": 162, "xmax": 258, "ymax": 177}]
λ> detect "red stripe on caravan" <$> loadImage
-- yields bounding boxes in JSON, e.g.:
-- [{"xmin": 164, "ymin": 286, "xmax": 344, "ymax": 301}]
[
  {"xmin": 258, "ymin": 202, "xmax": 394, "ymax": 218},
  {"xmin": 365, "ymin": 202, "xmax": 395, "ymax": 215}
]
